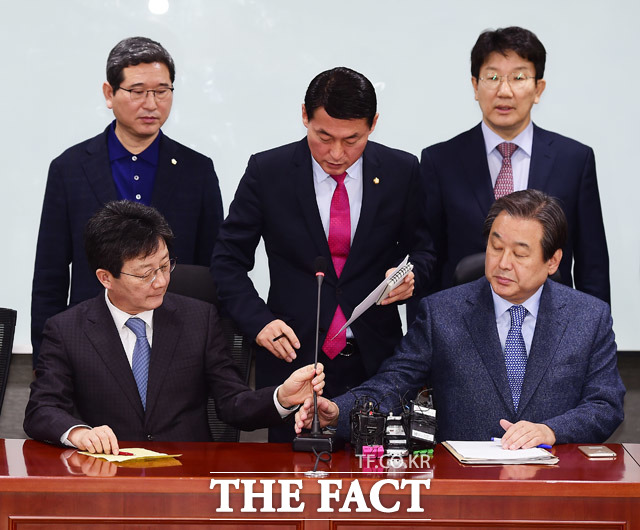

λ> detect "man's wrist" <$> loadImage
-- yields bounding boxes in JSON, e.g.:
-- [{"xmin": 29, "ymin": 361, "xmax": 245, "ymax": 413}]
[
  {"xmin": 276, "ymin": 385, "xmax": 296, "ymax": 409},
  {"xmin": 329, "ymin": 410, "xmax": 339, "ymax": 428},
  {"xmin": 541, "ymin": 423, "xmax": 557, "ymax": 445},
  {"xmin": 273, "ymin": 385, "xmax": 300, "ymax": 417},
  {"xmin": 62, "ymin": 425, "xmax": 91, "ymax": 447}
]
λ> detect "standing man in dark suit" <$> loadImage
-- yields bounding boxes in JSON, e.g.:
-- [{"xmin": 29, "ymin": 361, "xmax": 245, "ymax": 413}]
[
  {"xmin": 417, "ymin": 26, "xmax": 609, "ymax": 308},
  {"xmin": 24, "ymin": 201, "xmax": 324, "ymax": 453},
  {"xmin": 297, "ymin": 190, "xmax": 624, "ymax": 447},
  {"xmin": 212, "ymin": 67, "xmax": 435, "ymax": 441},
  {"xmin": 31, "ymin": 36, "xmax": 224, "ymax": 367}
]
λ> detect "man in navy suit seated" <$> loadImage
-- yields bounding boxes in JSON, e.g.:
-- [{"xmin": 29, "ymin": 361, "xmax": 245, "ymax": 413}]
[
  {"xmin": 296, "ymin": 190, "xmax": 624, "ymax": 448},
  {"xmin": 31, "ymin": 36, "xmax": 224, "ymax": 368},
  {"xmin": 25, "ymin": 201, "xmax": 324, "ymax": 454},
  {"xmin": 411, "ymin": 26, "xmax": 609, "ymax": 316}
]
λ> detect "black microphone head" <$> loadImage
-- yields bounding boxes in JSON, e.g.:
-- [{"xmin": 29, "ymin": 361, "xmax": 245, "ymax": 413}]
[{"xmin": 314, "ymin": 256, "xmax": 327, "ymax": 275}]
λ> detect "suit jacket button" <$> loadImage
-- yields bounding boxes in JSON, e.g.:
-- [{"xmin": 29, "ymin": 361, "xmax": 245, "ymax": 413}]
[
  {"xmin": 336, "ymin": 288, "xmax": 343, "ymax": 296},
  {"xmin": 147, "ymin": 434, "xmax": 154, "ymax": 441}
]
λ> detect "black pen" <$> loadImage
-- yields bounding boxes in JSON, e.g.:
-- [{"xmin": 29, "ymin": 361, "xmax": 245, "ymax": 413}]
[{"xmin": 273, "ymin": 333, "xmax": 287, "ymax": 342}]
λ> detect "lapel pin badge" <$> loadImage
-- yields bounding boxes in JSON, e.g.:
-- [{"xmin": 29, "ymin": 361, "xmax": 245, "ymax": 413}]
[
  {"xmin": 373, "ymin": 177, "xmax": 380, "ymax": 184},
  {"xmin": 171, "ymin": 158, "xmax": 178, "ymax": 165}
]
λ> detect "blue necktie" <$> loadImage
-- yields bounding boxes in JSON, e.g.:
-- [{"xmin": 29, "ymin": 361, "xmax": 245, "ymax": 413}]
[
  {"xmin": 505, "ymin": 305, "xmax": 528, "ymax": 410},
  {"xmin": 125, "ymin": 317, "xmax": 150, "ymax": 410}
]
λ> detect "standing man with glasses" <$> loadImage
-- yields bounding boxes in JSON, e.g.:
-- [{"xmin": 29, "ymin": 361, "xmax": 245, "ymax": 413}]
[
  {"xmin": 25, "ymin": 201, "xmax": 325, "ymax": 452},
  {"xmin": 408, "ymin": 26, "xmax": 609, "ymax": 324},
  {"xmin": 31, "ymin": 36, "xmax": 223, "ymax": 368}
]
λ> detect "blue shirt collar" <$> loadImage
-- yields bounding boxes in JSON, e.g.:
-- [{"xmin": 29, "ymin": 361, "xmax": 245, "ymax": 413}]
[
  {"xmin": 107, "ymin": 119, "xmax": 162, "ymax": 165},
  {"xmin": 491, "ymin": 282, "xmax": 544, "ymax": 320}
]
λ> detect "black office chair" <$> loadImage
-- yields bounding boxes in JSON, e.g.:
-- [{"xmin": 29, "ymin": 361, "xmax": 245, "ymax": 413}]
[
  {"xmin": 0, "ymin": 308, "xmax": 17, "ymax": 416},
  {"xmin": 167, "ymin": 264, "xmax": 253, "ymax": 442},
  {"xmin": 452, "ymin": 252, "xmax": 561, "ymax": 286},
  {"xmin": 452, "ymin": 253, "xmax": 487, "ymax": 286}
]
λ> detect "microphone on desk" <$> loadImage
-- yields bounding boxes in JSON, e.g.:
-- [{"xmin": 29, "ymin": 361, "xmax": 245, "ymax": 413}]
[{"xmin": 293, "ymin": 256, "xmax": 336, "ymax": 453}]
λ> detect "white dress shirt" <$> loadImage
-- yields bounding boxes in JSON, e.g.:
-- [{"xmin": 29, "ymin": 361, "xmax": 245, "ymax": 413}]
[
  {"xmin": 312, "ymin": 156, "xmax": 363, "ymax": 244},
  {"xmin": 105, "ymin": 290, "xmax": 154, "ymax": 366},
  {"xmin": 311, "ymin": 156, "xmax": 364, "ymax": 339},
  {"xmin": 482, "ymin": 121, "xmax": 534, "ymax": 191}
]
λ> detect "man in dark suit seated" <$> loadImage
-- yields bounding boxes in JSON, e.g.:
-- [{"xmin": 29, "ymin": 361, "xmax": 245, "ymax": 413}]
[
  {"xmin": 413, "ymin": 26, "xmax": 609, "ymax": 315},
  {"xmin": 31, "ymin": 36, "xmax": 224, "ymax": 368},
  {"xmin": 211, "ymin": 67, "xmax": 435, "ymax": 441},
  {"xmin": 296, "ymin": 190, "xmax": 624, "ymax": 448},
  {"xmin": 24, "ymin": 201, "xmax": 324, "ymax": 454}
]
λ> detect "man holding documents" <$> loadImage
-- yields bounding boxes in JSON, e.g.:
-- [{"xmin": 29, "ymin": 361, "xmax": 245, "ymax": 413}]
[
  {"xmin": 212, "ymin": 67, "xmax": 435, "ymax": 441},
  {"xmin": 296, "ymin": 190, "xmax": 624, "ymax": 449},
  {"xmin": 24, "ymin": 201, "xmax": 325, "ymax": 454}
]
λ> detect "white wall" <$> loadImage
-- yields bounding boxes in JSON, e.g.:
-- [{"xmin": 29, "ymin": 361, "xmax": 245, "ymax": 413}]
[{"xmin": 2, "ymin": 0, "xmax": 638, "ymax": 350}]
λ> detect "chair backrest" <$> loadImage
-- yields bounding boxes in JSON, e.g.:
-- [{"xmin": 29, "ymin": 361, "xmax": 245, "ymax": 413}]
[
  {"xmin": 167, "ymin": 264, "xmax": 252, "ymax": 442},
  {"xmin": 0, "ymin": 308, "xmax": 17, "ymax": 416},
  {"xmin": 452, "ymin": 253, "xmax": 487, "ymax": 286},
  {"xmin": 166, "ymin": 263, "xmax": 218, "ymax": 306},
  {"xmin": 452, "ymin": 252, "xmax": 561, "ymax": 287}
]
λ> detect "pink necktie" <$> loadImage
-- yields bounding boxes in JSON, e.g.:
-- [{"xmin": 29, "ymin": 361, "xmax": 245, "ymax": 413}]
[
  {"xmin": 494, "ymin": 142, "xmax": 518, "ymax": 199},
  {"xmin": 322, "ymin": 172, "xmax": 350, "ymax": 360}
]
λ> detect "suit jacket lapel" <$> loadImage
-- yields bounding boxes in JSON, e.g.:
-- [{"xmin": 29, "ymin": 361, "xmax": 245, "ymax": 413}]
[
  {"xmin": 84, "ymin": 295, "xmax": 145, "ymax": 420},
  {"xmin": 293, "ymin": 139, "xmax": 334, "ymax": 269},
  {"xmin": 527, "ymin": 124, "xmax": 556, "ymax": 191},
  {"xmin": 345, "ymin": 142, "xmax": 383, "ymax": 280},
  {"xmin": 517, "ymin": 281, "xmax": 569, "ymax": 415},
  {"xmin": 144, "ymin": 296, "xmax": 182, "ymax": 419},
  {"xmin": 463, "ymin": 280, "xmax": 515, "ymax": 413},
  {"xmin": 464, "ymin": 124, "xmax": 495, "ymax": 216},
  {"xmin": 83, "ymin": 127, "xmax": 118, "ymax": 204},
  {"xmin": 150, "ymin": 134, "xmax": 180, "ymax": 213}
]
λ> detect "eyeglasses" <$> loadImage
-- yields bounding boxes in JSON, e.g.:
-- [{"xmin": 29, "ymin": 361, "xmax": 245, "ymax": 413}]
[
  {"xmin": 118, "ymin": 86, "xmax": 174, "ymax": 102},
  {"xmin": 478, "ymin": 73, "xmax": 536, "ymax": 90},
  {"xmin": 120, "ymin": 258, "xmax": 177, "ymax": 284}
]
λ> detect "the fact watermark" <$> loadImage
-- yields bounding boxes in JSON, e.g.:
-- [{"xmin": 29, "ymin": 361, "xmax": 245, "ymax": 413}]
[
  {"xmin": 208, "ymin": 453, "xmax": 432, "ymax": 514},
  {"xmin": 209, "ymin": 478, "xmax": 432, "ymax": 513},
  {"xmin": 357, "ymin": 453, "xmax": 431, "ymax": 471}
]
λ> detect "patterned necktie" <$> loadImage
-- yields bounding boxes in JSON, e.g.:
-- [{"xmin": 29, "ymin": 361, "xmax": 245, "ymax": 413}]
[
  {"xmin": 125, "ymin": 317, "xmax": 150, "ymax": 410},
  {"xmin": 322, "ymin": 172, "xmax": 350, "ymax": 360},
  {"xmin": 494, "ymin": 142, "xmax": 518, "ymax": 199},
  {"xmin": 504, "ymin": 305, "xmax": 528, "ymax": 410}
]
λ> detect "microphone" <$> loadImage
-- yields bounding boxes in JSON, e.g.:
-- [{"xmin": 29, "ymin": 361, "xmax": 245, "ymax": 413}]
[
  {"xmin": 314, "ymin": 257, "xmax": 327, "ymax": 277},
  {"xmin": 292, "ymin": 256, "xmax": 336, "ymax": 453},
  {"xmin": 310, "ymin": 257, "xmax": 326, "ymax": 434}
]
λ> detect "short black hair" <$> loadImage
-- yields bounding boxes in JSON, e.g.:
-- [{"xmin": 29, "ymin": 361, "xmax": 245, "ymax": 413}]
[
  {"xmin": 483, "ymin": 190, "xmax": 567, "ymax": 261},
  {"xmin": 84, "ymin": 200, "xmax": 174, "ymax": 277},
  {"xmin": 304, "ymin": 67, "xmax": 377, "ymax": 127},
  {"xmin": 471, "ymin": 26, "xmax": 546, "ymax": 80},
  {"xmin": 106, "ymin": 36, "xmax": 175, "ymax": 90}
]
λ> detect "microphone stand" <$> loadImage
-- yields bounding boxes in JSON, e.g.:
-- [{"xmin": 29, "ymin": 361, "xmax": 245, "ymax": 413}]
[{"xmin": 292, "ymin": 263, "xmax": 336, "ymax": 453}]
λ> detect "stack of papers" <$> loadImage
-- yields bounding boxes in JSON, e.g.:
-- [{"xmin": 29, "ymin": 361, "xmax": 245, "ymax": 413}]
[
  {"xmin": 333, "ymin": 255, "xmax": 412, "ymax": 337},
  {"xmin": 442, "ymin": 440, "xmax": 559, "ymax": 465}
]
